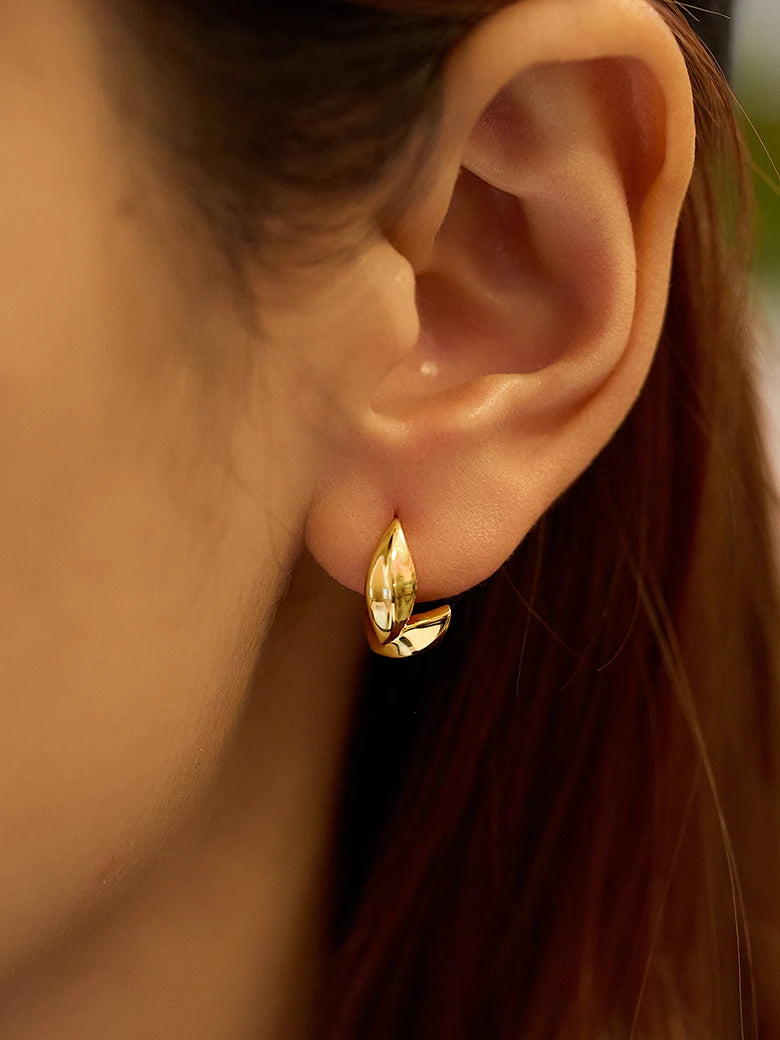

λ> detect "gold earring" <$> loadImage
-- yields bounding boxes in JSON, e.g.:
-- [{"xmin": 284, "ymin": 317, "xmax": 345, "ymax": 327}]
[{"xmin": 365, "ymin": 517, "xmax": 451, "ymax": 658}]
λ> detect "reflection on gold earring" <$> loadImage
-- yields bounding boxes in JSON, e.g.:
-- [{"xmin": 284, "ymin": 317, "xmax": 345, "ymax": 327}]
[{"xmin": 365, "ymin": 517, "xmax": 451, "ymax": 658}]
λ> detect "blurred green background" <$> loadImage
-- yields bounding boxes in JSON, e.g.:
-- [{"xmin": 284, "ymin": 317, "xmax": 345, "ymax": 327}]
[
  {"xmin": 732, "ymin": 0, "xmax": 779, "ymax": 477},
  {"xmin": 733, "ymin": 0, "xmax": 780, "ymax": 291}
]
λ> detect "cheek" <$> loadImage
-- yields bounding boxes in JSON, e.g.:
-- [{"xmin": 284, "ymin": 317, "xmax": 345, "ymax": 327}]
[
  {"xmin": 0, "ymin": 3, "xmax": 290, "ymax": 975},
  {"xmin": 0, "ymin": 349, "xmax": 281, "ymax": 976}
]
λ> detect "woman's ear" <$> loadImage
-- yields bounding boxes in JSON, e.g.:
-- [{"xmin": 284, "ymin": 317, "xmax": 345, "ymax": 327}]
[{"xmin": 304, "ymin": 0, "xmax": 695, "ymax": 598}]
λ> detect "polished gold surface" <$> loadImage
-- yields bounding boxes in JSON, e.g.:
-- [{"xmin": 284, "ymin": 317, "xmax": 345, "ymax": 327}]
[{"xmin": 365, "ymin": 518, "xmax": 451, "ymax": 658}]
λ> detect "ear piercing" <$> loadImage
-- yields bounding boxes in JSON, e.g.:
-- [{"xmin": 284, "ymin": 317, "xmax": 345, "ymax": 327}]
[{"xmin": 365, "ymin": 517, "xmax": 451, "ymax": 658}]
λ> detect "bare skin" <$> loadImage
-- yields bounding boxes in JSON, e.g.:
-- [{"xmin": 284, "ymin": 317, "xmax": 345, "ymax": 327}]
[
  {"xmin": 0, "ymin": 0, "xmax": 697, "ymax": 1036},
  {"xmin": 1, "ymin": 556, "xmax": 365, "ymax": 1040}
]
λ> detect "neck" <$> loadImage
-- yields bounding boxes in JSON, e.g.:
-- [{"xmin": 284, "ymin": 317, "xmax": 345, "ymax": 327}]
[{"xmin": 0, "ymin": 554, "xmax": 368, "ymax": 1040}]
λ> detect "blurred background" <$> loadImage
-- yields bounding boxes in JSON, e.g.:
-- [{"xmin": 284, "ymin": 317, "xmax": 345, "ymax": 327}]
[{"xmin": 732, "ymin": 0, "xmax": 780, "ymax": 485}]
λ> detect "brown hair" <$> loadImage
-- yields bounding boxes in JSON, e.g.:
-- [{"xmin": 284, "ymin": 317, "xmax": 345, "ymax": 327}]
[{"xmin": 99, "ymin": 1, "xmax": 780, "ymax": 1035}]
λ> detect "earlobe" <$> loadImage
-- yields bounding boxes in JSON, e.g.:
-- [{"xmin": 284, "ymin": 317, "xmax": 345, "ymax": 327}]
[{"xmin": 305, "ymin": 0, "xmax": 695, "ymax": 601}]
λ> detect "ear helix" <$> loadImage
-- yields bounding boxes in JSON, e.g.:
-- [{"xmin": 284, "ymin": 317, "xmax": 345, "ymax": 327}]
[{"xmin": 365, "ymin": 517, "xmax": 451, "ymax": 658}]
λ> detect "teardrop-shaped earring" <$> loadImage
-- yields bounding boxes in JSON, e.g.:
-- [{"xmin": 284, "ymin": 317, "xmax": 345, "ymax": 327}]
[{"xmin": 365, "ymin": 517, "xmax": 451, "ymax": 658}]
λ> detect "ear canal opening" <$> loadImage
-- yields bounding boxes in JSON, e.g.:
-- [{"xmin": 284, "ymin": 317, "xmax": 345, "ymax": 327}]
[
  {"xmin": 372, "ymin": 165, "xmax": 567, "ymax": 412},
  {"xmin": 372, "ymin": 55, "xmax": 662, "ymax": 419}
]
